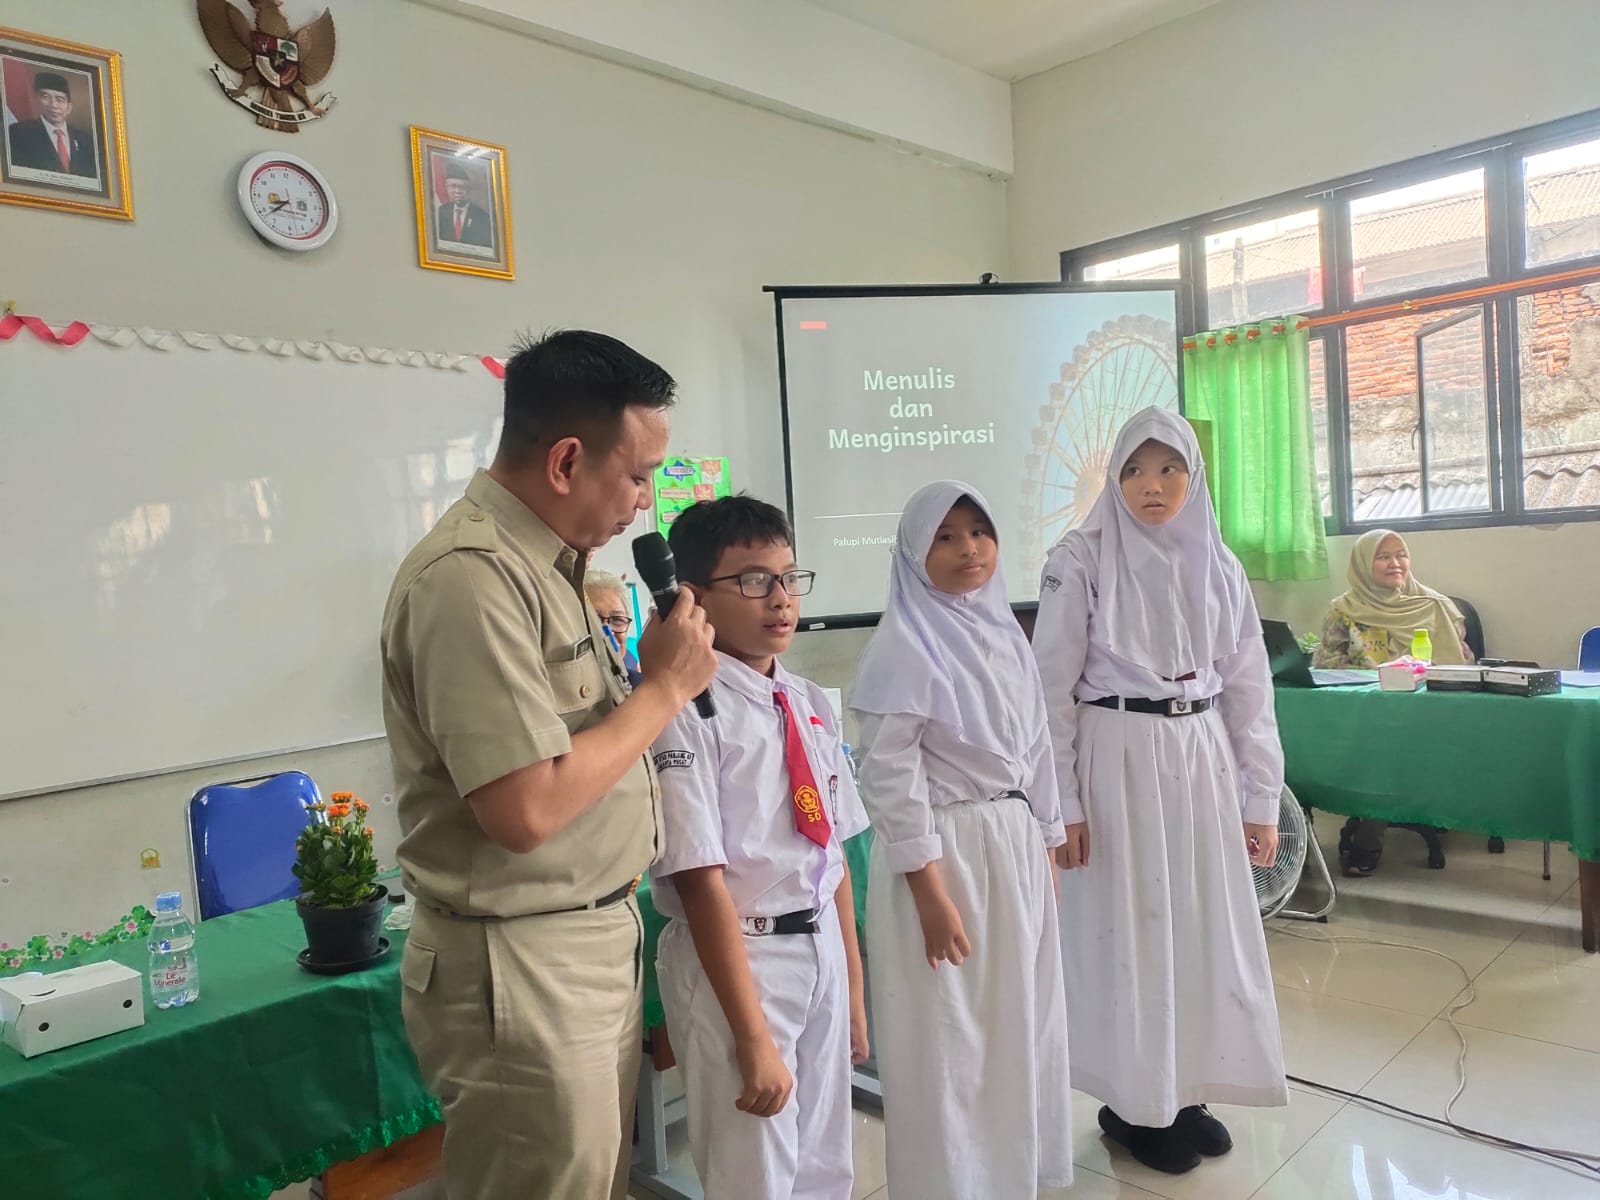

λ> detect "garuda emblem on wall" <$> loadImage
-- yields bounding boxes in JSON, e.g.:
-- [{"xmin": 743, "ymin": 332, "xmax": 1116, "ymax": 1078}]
[{"xmin": 198, "ymin": 0, "xmax": 337, "ymax": 132}]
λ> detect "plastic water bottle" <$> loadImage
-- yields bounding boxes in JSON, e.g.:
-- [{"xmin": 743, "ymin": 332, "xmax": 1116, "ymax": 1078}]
[
  {"xmin": 147, "ymin": 891, "xmax": 199, "ymax": 1009},
  {"xmin": 841, "ymin": 743, "xmax": 860, "ymax": 786},
  {"xmin": 1411, "ymin": 629, "xmax": 1434, "ymax": 664}
]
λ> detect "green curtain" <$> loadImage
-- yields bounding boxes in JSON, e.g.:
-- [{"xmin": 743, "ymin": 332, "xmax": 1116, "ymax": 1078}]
[{"xmin": 1183, "ymin": 317, "xmax": 1329, "ymax": 581}]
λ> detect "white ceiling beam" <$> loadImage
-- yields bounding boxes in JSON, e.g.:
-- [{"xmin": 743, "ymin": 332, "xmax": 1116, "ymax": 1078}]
[{"xmin": 409, "ymin": 0, "xmax": 1014, "ymax": 176}]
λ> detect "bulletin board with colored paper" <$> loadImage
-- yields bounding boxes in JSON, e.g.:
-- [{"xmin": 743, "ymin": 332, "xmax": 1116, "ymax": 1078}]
[{"xmin": 654, "ymin": 456, "xmax": 731, "ymax": 535}]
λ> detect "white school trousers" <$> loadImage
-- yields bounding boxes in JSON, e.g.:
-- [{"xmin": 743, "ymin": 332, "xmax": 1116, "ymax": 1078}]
[{"xmin": 657, "ymin": 907, "xmax": 854, "ymax": 1200}]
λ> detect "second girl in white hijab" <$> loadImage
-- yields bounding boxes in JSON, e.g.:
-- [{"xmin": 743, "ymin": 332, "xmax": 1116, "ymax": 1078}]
[
  {"xmin": 850, "ymin": 481, "xmax": 1073, "ymax": 1200},
  {"xmin": 1034, "ymin": 407, "xmax": 1288, "ymax": 1177}
]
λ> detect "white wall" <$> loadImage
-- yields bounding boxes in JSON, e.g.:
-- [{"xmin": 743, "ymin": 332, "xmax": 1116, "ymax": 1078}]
[
  {"xmin": 0, "ymin": 0, "xmax": 1006, "ymax": 945},
  {"xmin": 1009, "ymin": 0, "xmax": 1600, "ymax": 278},
  {"xmin": 1008, "ymin": 0, "xmax": 1600, "ymax": 667}
]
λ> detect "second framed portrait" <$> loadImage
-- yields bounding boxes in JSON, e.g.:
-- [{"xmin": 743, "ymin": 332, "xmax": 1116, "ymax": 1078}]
[
  {"xmin": 0, "ymin": 25, "xmax": 132, "ymax": 220},
  {"xmin": 410, "ymin": 125, "xmax": 513, "ymax": 280}
]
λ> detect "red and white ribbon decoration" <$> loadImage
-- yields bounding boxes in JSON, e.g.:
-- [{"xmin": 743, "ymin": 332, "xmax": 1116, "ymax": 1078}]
[
  {"xmin": 0, "ymin": 313, "xmax": 92, "ymax": 346},
  {"xmin": 1, "ymin": 313, "xmax": 506, "ymax": 376}
]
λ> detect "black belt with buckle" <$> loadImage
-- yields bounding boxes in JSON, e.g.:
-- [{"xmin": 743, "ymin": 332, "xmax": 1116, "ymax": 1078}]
[
  {"xmin": 1086, "ymin": 695, "xmax": 1214, "ymax": 718},
  {"xmin": 559, "ymin": 875, "xmax": 640, "ymax": 914},
  {"xmin": 428, "ymin": 876, "xmax": 640, "ymax": 922},
  {"xmin": 740, "ymin": 908, "xmax": 818, "ymax": 937}
]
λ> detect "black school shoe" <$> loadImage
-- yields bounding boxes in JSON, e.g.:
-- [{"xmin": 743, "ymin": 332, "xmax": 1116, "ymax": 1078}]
[
  {"xmin": 1338, "ymin": 818, "xmax": 1382, "ymax": 877},
  {"xmin": 1174, "ymin": 1104, "xmax": 1233, "ymax": 1157},
  {"xmin": 1098, "ymin": 1106, "xmax": 1203, "ymax": 1175}
]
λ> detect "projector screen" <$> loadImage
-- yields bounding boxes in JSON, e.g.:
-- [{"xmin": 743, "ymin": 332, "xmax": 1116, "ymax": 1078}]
[{"xmin": 774, "ymin": 284, "xmax": 1180, "ymax": 625}]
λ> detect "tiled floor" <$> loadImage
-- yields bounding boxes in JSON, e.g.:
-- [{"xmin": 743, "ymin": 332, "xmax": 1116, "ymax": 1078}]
[
  {"xmin": 638, "ymin": 821, "xmax": 1600, "ymax": 1199},
  {"xmin": 277, "ymin": 823, "xmax": 1600, "ymax": 1200}
]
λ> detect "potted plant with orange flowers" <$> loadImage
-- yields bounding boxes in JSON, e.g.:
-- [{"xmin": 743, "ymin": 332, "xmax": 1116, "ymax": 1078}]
[{"xmin": 293, "ymin": 793, "xmax": 387, "ymax": 971}]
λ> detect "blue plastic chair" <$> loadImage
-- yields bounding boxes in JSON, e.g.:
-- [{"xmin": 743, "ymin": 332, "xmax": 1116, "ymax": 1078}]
[
  {"xmin": 188, "ymin": 771, "xmax": 319, "ymax": 920},
  {"xmin": 1580, "ymin": 627, "xmax": 1600, "ymax": 672}
]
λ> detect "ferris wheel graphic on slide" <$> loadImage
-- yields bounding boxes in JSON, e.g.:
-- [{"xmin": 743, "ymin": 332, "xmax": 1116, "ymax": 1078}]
[{"xmin": 1018, "ymin": 313, "xmax": 1178, "ymax": 578}]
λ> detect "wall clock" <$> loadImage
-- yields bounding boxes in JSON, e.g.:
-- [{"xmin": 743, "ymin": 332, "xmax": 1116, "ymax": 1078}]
[{"xmin": 236, "ymin": 151, "xmax": 338, "ymax": 251}]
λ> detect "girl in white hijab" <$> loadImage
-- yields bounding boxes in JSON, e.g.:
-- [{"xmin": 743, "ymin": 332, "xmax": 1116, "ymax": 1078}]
[
  {"xmin": 851, "ymin": 481, "xmax": 1073, "ymax": 1200},
  {"xmin": 1034, "ymin": 408, "xmax": 1288, "ymax": 1176}
]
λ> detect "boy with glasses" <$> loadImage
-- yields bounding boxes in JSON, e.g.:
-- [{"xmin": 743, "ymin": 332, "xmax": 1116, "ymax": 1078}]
[{"xmin": 647, "ymin": 496, "xmax": 868, "ymax": 1199}]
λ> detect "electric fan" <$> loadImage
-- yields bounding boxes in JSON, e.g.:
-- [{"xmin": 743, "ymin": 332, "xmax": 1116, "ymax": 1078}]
[{"xmin": 1254, "ymin": 784, "xmax": 1336, "ymax": 922}]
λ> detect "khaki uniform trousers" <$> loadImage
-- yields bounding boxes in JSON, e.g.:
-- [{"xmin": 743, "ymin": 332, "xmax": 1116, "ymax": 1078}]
[{"xmin": 401, "ymin": 898, "xmax": 645, "ymax": 1199}]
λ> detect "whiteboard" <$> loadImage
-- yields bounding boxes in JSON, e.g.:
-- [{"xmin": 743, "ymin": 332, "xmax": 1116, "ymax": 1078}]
[{"xmin": 0, "ymin": 334, "xmax": 502, "ymax": 799}]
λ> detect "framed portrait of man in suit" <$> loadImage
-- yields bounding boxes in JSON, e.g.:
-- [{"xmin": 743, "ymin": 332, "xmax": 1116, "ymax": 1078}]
[
  {"xmin": 409, "ymin": 125, "xmax": 513, "ymax": 280},
  {"xmin": 0, "ymin": 26, "xmax": 132, "ymax": 220}
]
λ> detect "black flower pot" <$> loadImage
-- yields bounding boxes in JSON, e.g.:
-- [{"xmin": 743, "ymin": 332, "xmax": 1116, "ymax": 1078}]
[{"xmin": 297, "ymin": 886, "xmax": 387, "ymax": 966}]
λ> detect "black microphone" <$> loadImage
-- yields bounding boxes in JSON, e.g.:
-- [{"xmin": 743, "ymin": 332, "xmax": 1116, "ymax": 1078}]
[{"xmin": 632, "ymin": 532, "xmax": 716, "ymax": 719}]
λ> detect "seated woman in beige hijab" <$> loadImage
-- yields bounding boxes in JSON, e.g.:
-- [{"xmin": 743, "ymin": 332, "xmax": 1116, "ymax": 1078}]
[{"xmin": 1314, "ymin": 530, "xmax": 1473, "ymax": 875}]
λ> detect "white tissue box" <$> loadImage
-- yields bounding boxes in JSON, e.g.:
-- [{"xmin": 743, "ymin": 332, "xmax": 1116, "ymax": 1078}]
[
  {"xmin": 1378, "ymin": 663, "xmax": 1424, "ymax": 692},
  {"xmin": 0, "ymin": 960, "xmax": 144, "ymax": 1058}
]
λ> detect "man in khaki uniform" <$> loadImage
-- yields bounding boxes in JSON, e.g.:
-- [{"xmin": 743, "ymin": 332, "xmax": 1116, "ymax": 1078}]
[{"xmin": 381, "ymin": 330, "xmax": 717, "ymax": 1198}]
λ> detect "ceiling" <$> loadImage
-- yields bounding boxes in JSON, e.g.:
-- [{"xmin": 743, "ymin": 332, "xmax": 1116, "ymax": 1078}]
[{"xmin": 803, "ymin": 0, "xmax": 1226, "ymax": 81}]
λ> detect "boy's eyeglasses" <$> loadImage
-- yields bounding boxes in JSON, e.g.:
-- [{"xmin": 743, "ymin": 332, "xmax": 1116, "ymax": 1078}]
[{"xmin": 707, "ymin": 570, "xmax": 816, "ymax": 599}]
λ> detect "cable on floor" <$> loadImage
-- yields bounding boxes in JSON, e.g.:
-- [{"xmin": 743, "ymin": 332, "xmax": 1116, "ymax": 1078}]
[{"xmin": 1270, "ymin": 922, "xmax": 1600, "ymax": 1179}]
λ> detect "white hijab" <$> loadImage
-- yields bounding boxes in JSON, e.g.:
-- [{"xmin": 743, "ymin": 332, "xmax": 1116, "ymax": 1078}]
[
  {"xmin": 1061, "ymin": 407, "xmax": 1250, "ymax": 679},
  {"xmin": 850, "ymin": 480, "xmax": 1044, "ymax": 763}
]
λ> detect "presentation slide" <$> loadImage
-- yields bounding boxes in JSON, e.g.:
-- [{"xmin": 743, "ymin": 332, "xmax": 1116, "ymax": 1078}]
[{"xmin": 777, "ymin": 286, "xmax": 1179, "ymax": 623}]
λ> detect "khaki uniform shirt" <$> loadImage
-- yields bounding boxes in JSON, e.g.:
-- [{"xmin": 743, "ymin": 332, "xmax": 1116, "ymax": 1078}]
[{"xmin": 380, "ymin": 470, "xmax": 660, "ymax": 917}]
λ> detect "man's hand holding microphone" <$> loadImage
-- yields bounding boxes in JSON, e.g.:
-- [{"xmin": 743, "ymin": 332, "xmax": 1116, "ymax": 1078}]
[{"xmin": 630, "ymin": 532, "xmax": 719, "ymax": 718}]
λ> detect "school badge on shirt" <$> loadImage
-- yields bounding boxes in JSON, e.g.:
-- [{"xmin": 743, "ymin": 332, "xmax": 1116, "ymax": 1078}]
[{"xmin": 795, "ymin": 785, "xmax": 823, "ymax": 823}]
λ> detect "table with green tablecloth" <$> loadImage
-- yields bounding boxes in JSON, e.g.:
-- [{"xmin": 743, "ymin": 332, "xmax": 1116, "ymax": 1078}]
[
  {"xmin": 1273, "ymin": 682, "xmax": 1600, "ymax": 951},
  {"xmin": 1, "ymin": 901, "xmax": 438, "ymax": 1200},
  {"xmin": 2, "ymin": 833, "xmax": 874, "ymax": 1199}
]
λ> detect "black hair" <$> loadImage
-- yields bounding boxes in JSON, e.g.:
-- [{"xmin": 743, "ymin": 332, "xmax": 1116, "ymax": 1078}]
[
  {"xmin": 667, "ymin": 494, "xmax": 793, "ymax": 587},
  {"xmin": 496, "ymin": 329, "xmax": 675, "ymax": 465},
  {"xmin": 943, "ymin": 493, "xmax": 999, "ymax": 543},
  {"xmin": 33, "ymin": 72, "xmax": 70, "ymax": 96}
]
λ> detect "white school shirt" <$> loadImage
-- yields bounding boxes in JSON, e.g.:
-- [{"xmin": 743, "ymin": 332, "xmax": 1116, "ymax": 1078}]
[
  {"xmin": 856, "ymin": 709, "xmax": 1067, "ymax": 875},
  {"xmin": 649, "ymin": 652, "xmax": 870, "ymax": 923},
  {"xmin": 1031, "ymin": 541, "xmax": 1284, "ymax": 826}
]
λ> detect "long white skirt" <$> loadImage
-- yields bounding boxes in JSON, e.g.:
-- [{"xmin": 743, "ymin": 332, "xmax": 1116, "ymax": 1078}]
[
  {"xmin": 1059, "ymin": 705, "xmax": 1288, "ymax": 1128},
  {"xmin": 867, "ymin": 794, "xmax": 1074, "ymax": 1199}
]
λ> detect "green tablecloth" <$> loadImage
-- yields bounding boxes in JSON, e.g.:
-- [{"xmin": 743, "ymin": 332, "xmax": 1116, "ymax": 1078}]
[
  {"xmin": 4, "ymin": 831, "xmax": 875, "ymax": 1198},
  {"xmin": 0, "ymin": 901, "xmax": 438, "ymax": 1200},
  {"xmin": 1274, "ymin": 683, "xmax": 1600, "ymax": 860}
]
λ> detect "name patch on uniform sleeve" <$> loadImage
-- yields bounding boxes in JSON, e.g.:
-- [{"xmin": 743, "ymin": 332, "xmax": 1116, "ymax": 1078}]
[{"xmin": 653, "ymin": 749, "xmax": 695, "ymax": 771}]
